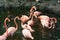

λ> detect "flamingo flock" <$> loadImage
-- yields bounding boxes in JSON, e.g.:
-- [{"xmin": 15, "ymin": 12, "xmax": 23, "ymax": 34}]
[{"xmin": 0, "ymin": 5, "xmax": 58, "ymax": 40}]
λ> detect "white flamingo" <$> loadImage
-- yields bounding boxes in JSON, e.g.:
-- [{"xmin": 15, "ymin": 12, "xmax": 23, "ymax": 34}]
[
  {"xmin": 0, "ymin": 18, "xmax": 10, "ymax": 40},
  {"xmin": 4, "ymin": 16, "xmax": 19, "ymax": 36}
]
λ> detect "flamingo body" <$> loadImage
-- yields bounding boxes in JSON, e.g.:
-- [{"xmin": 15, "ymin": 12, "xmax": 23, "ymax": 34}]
[
  {"xmin": 0, "ymin": 34, "xmax": 7, "ymax": 40},
  {"xmin": 22, "ymin": 29, "xmax": 34, "ymax": 40},
  {"xmin": 20, "ymin": 15, "xmax": 29, "ymax": 23},
  {"xmin": 7, "ymin": 27, "xmax": 16, "ymax": 36},
  {"xmin": 38, "ymin": 15, "xmax": 50, "ymax": 28},
  {"xmin": 21, "ymin": 23, "xmax": 34, "ymax": 32},
  {"xmin": 27, "ymin": 20, "xmax": 34, "ymax": 26}
]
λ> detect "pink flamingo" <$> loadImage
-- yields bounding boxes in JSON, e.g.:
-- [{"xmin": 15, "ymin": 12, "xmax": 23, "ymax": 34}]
[
  {"xmin": 20, "ymin": 6, "xmax": 39, "ymax": 25},
  {"xmin": 38, "ymin": 15, "xmax": 51, "ymax": 38},
  {"xmin": 22, "ymin": 28, "xmax": 34, "ymax": 40},
  {"xmin": 0, "ymin": 18, "xmax": 10, "ymax": 40},
  {"xmin": 20, "ymin": 15, "xmax": 34, "ymax": 26},
  {"xmin": 30, "ymin": 6, "xmax": 37, "ymax": 19},
  {"xmin": 27, "ymin": 20, "xmax": 35, "ymax": 32},
  {"xmin": 19, "ymin": 15, "xmax": 34, "ymax": 39},
  {"xmin": 20, "ymin": 15, "xmax": 30, "ymax": 23},
  {"xmin": 30, "ymin": 6, "xmax": 42, "ymax": 18},
  {"xmin": 20, "ymin": 15, "xmax": 30, "ymax": 30},
  {"xmin": 38, "ymin": 15, "xmax": 57, "ymax": 29},
  {"xmin": 20, "ymin": 15, "xmax": 34, "ymax": 32},
  {"xmin": 4, "ymin": 16, "xmax": 19, "ymax": 36},
  {"xmin": 38, "ymin": 15, "xmax": 50, "ymax": 28},
  {"xmin": 21, "ymin": 20, "xmax": 34, "ymax": 32}
]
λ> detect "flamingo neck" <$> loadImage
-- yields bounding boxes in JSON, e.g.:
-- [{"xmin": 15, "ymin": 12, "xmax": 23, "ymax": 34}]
[
  {"xmin": 4, "ymin": 18, "xmax": 11, "ymax": 37},
  {"xmin": 29, "ymin": 6, "xmax": 36, "ymax": 20},
  {"xmin": 14, "ymin": 17, "xmax": 18, "ymax": 30},
  {"xmin": 4, "ymin": 19, "xmax": 8, "ymax": 37},
  {"xmin": 4, "ymin": 21, "xmax": 7, "ymax": 29}
]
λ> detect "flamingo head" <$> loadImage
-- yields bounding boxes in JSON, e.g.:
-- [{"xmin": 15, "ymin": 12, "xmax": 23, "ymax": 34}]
[
  {"xmin": 6, "ymin": 17, "xmax": 10, "ymax": 22},
  {"xmin": 8, "ymin": 18, "xmax": 10, "ymax": 22}
]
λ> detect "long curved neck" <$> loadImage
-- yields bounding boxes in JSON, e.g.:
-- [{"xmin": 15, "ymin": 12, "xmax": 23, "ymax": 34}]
[
  {"xmin": 29, "ymin": 6, "xmax": 36, "ymax": 20},
  {"xmin": 29, "ymin": 10, "xmax": 34, "ymax": 20},
  {"xmin": 4, "ymin": 18, "xmax": 10, "ymax": 37},
  {"xmin": 4, "ymin": 19, "xmax": 8, "ymax": 30},
  {"xmin": 14, "ymin": 17, "xmax": 19, "ymax": 30}
]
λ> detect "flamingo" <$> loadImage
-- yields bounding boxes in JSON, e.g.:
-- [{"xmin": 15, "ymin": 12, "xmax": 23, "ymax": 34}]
[
  {"xmin": 38, "ymin": 15, "xmax": 50, "ymax": 28},
  {"xmin": 4, "ymin": 16, "xmax": 19, "ymax": 36},
  {"xmin": 20, "ymin": 6, "xmax": 38, "ymax": 24},
  {"xmin": 38, "ymin": 15, "xmax": 57, "ymax": 38},
  {"xmin": 30, "ymin": 6, "xmax": 37, "ymax": 19},
  {"xmin": 38, "ymin": 15, "xmax": 51, "ymax": 38},
  {"xmin": 20, "ymin": 17, "xmax": 34, "ymax": 40},
  {"xmin": 27, "ymin": 19, "xmax": 35, "ymax": 32},
  {"xmin": 30, "ymin": 6, "xmax": 42, "ymax": 19},
  {"xmin": 19, "ymin": 15, "xmax": 34, "ymax": 39},
  {"xmin": 22, "ymin": 28, "xmax": 34, "ymax": 40},
  {"xmin": 20, "ymin": 15, "xmax": 30, "ymax": 23},
  {"xmin": 20, "ymin": 15, "xmax": 30, "ymax": 28},
  {"xmin": 21, "ymin": 20, "xmax": 34, "ymax": 32},
  {"xmin": 20, "ymin": 15, "xmax": 34, "ymax": 26},
  {"xmin": 0, "ymin": 18, "xmax": 10, "ymax": 40},
  {"xmin": 38, "ymin": 15, "xmax": 57, "ymax": 29}
]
